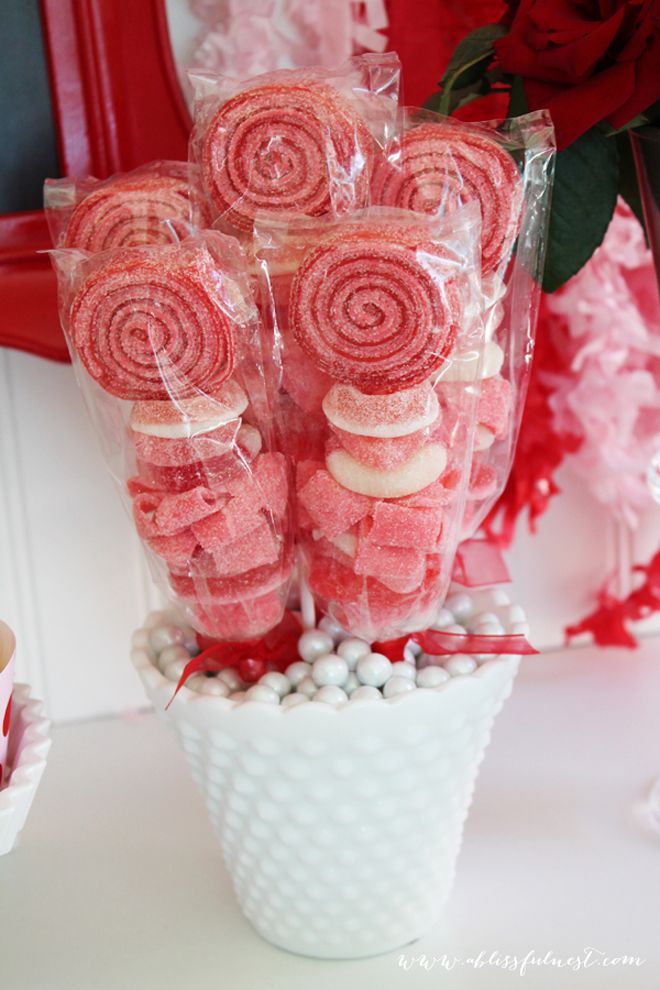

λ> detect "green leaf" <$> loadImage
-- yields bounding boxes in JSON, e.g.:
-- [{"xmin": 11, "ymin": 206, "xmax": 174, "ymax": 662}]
[
  {"xmin": 616, "ymin": 131, "xmax": 647, "ymax": 236},
  {"xmin": 437, "ymin": 24, "xmax": 506, "ymax": 115},
  {"xmin": 507, "ymin": 76, "xmax": 528, "ymax": 118},
  {"xmin": 543, "ymin": 127, "xmax": 619, "ymax": 292}
]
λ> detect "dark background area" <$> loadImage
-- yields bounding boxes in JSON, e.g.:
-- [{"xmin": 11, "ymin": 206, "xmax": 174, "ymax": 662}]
[{"xmin": 0, "ymin": 0, "xmax": 60, "ymax": 213}]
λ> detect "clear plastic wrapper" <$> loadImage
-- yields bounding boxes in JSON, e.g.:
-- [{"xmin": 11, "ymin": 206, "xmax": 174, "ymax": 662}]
[
  {"xmin": 254, "ymin": 206, "xmax": 485, "ymax": 641},
  {"xmin": 371, "ymin": 109, "xmax": 556, "ymax": 535},
  {"xmin": 44, "ymin": 161, "xmax": 207, "ymax": 251},
  {"xmin": 189, "ymin": 53, "xmax": 401, "ymax": 236},
  {"xmin": 50, "ymin": 232, "xmax": 293, "ymax": 641}
]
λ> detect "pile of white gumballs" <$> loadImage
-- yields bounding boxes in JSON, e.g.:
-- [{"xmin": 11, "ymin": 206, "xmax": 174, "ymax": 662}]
[{"xmin": 147, "ymin": 588, "xmax": 527, "ymax": 708}]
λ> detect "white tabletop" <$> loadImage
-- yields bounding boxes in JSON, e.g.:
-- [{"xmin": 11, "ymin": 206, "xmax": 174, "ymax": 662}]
[{"xmin": 1, "ymin": 641, "xmax": 659, "ymax": 990}]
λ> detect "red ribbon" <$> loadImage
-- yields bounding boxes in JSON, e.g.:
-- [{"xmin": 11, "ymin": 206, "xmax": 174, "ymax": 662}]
[
  {"xmin": 373, "ymin": 628, "xmax": 538, "ymax": 662},
  {"xmin": 167, "ymin": 611, "xmax": 302, "ymax": 708},
  {"xmin": 451, "ymin": 539, "xmax": 511, "ymax": 587}
]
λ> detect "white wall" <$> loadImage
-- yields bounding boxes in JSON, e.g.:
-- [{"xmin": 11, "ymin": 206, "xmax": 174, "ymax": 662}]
[{"xmin": 1, "ymin": 350, "xmax": 658, "ymax": 724}]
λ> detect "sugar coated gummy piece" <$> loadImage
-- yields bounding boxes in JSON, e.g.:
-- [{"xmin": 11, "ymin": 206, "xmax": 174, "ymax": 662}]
[
  {"xmin": 366, "ymin": 501, "xmax": 443, "ymax": 550},
  {"xmin": 154, "ymin": 486, "xmax": 219, "ymax": 536},
  {"xmin": 170, "ymin": 558, "xmax": 291, "ymax": 604},
  {"xmin": 129, "ymin": 381, "xmax": 249, "ymax": 438},
  {"xmin": 477, "ymin": 375, "xmax": 513, "ymax": 438},
  {"xmin": 63, "ymin": 170, "xmax": 195, "ymax": 252},
  {"xmin": 354, "ymin": 542, "xmax": 427, "ymax": 594},
  {"xmin": 322, "ymin": 382, "xmax": 439, "ymax": 438},
  {"xmin": 69, "ymin": 248, "xmax": 235, "ymax": 400},
  {"xmin": 194, "ymin": 589, "xmax": 285, "ymax": 639},
  {"xmin": 201, "ymin": 82, "xmax": 373, "ymax": 231},
  {"xmin": 290, "ymin": 225, "xmax": 462, "ymax": 393},
  {"xmin": 329, "ymin": 426, "xmax": 430, "ymax": 472},
  {"xmin": 371, "ymin": 121, "xmax": 524, "ymax": 275},
  {"xmin": 209, "ymin": 519, "xmax": 281, "ymax": 576},
  {"xmin": 298, "ymin": 468, "xmax": 371, "ymax": 539},
  {"xmin": 326, "ymin": 444, "xmax": 447, "ymax": 499}
]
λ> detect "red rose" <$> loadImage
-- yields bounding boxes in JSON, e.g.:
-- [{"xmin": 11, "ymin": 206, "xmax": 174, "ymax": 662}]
[{"xmin": 494, "ymin": 0, "xmax": 660, "ymax": 147}]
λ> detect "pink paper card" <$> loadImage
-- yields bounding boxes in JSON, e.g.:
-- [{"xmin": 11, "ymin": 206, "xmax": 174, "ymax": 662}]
[{"xmin": 0, "ymin": 621, "xmax": 16, "ymax": 786}]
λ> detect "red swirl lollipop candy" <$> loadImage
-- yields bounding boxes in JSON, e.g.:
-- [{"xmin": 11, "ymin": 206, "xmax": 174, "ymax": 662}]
[
  {"xmin": 372, "ymin": 121, "xmax": 524, "ymax": 274},
  {"xmin": 290, "ymin": 224, "xmax": 463, "ymax": 394},
  {"xmin": 63, "ymin": 171, "xmax": 194, "ymax": 252},
  {"xmin": 69, "ymin": 246, "xmax": 235, "ymax": 400},
  {"xmin": 201, "ymin": 82, "xmax": 373, "ymax": 231}
]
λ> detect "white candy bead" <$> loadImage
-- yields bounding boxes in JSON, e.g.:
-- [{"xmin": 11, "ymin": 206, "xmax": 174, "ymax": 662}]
[
  {"xmin": 218, "ymin": 669, "xmax": 243, "ymax": 692},
  {"xmin": 285, "ymin": 661, "xmax": 312, "ymax": 688},
  {"xmin": 431, "ymin": 607, "xmax": 455, "ymax": 630},
  {"xmin": 416, "ymin": 666, "xmax": 451, "ymax": 688},
  {"xmin": 164, "ymin": 658, "xmax": 188, "ymax": 682},
  {"xmin": 312, "ymin": 654, "xmax": 349, "ymax": 688},
  {"xmin": 383, "ymin": 676, "xmax": 416, "ymax": 698},
  {"xmin": 336, "ymin": 637, "xmax": 371, "ymax": 669},
  {"xmin": 469, "ymin": 611, "xmax": 501, "ymax": 630},
  {"xmin": 441, "ymin": 623, "xmax": 467, "ymax": 636},
  {"xmin": 318, "ymin": 616, "xmax": 346, "ymax": 642},
  {"xmin": 297, "ymin": 677, "xmax": 318, "ymax": 699},
  {"xmin": 313, "ymin": 685, "xmax": 348, "ymax": 706},
  {"xmin": 356, "ymin": 652, "xmax": 392, "ymax": 688},
  {"xmin": 298, "ymin": 629, "xmax": 334, "ymax": 663},
  {"xmin": 157, "ymin": 644, "xmax": 190, "ymax": 671},
  {"xmin": 344, "ymin": 673, "xmax": 360, "ymax": 695},
  {"xmin": 259, "ymin": 671, "xmax": 291, "ymax": 698},
  {"xmin": 391, "ymin": 661, "xmax": 416, "ymax": 680},
  {"xmin": 444, "ymin": 655, "xmax": 478, "ymax": 677},
  {"xmin": 184, "ymin": 675, "xmax": 208, "ymax": 692},
  {"xmin": 244, "ymin": 684, "xmax": 280, "ymax": 705},
  {"xmin": 471, "ymin": 619, "xmax": 505, "ymax": 636},
  {"xmin": 281, "ymin": 692, "xmax": 308, "ymax": 709},
  {"xmin": 445, "ymin": 593, "xmax": 473, "ymax": 622},
  {"xmin": 149, "ymin": 623, "xmax": 186, "ymax": 655},
  {"xmin": 350, "ymin": 685, "xmax": 383, "ymax": 702},
  {"xmin": 198, "ymin": 678, "xmax": 230, "ymax": 697}
]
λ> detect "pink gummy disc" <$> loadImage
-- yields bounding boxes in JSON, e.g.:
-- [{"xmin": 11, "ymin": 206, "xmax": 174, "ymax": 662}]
[
  {"xmin": 201, "ymin": 82, "xmax": 373, "ymax": 231},
  {"xmin": 63, "ymin": 171, "xmax": 195, "ymax": 252},
  {"xmin": 129, "ymin": 380, "xmax": 248, "ymax": 438},
  {"xmin": 290, "ymin": 224, "xmax": 462, "ymax": 393},
  {"xmin": 371, "ymin": 122, "xmax": 524, "ymax": 275},
  {"xmin": 69, "ymin": 248, "xmax": 235, "ymax": 400},
  {"xmin": 322, "ymin": 381, "xmax": 439, "ymax": 439}
]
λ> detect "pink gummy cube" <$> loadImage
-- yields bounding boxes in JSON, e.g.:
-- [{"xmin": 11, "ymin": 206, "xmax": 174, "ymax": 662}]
[
  {"xmin": 398, "ymin": 477, "xmax": 457, "ymax": 508},
  {"xmin": 154, "ymin": 486, "xmax": 219, "ymax": 536},
  {"xmin": 146, "ymin": 528, "xmax": 199, "ymax": 568},
  {"xmin": 194, "ymin": 589, "xmax": 285, "ymax": 639},
  {"xmin": 210, "ymin": 519, "xmax": 281, "ymax": 576},
  {"xmin": 298, "ymin": 468, "xmax": 371, "ymax": 539},
  {"xmin": 354, "ymin": 540, "xmax": 427, "ymax": 594},
  {"xmin": 366, "ymin": 501, "xmax": 443, "ymax": 550},
  {"xmin": 225, "ymin": 452, "xmax": 288, "ymax": 516},
  {"xmin": 191, "ymin": 496, "xmax": 263, "ymax": 552},
  {"xmin": 329, "ymin": 426, "xmax": 429, "ymax": 472},
  {"xmin": 469, "ymin": 461, "xmax": 498, "ymax": 499},
  {"xmin": 477, "ymin": 376, "xmax": 512, "ymax": 438}
]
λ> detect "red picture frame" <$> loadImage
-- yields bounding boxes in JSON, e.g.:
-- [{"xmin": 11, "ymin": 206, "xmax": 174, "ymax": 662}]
[{"xmin": 0, "ymin": 0, "xmax": 191, "ymax": 362}]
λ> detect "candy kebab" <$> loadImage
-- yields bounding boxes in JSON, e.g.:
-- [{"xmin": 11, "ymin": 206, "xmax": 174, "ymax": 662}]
[
  {"xmin": 64, "ymin": 236, "xmax": 292, "ymax": 640},
  {"xmin": 45, "ymin": 161, "xmax": 202, "ymax": 252},
  {"xmin": 288, "ymin": 214, "xmax": 484, "ymax": 641}
]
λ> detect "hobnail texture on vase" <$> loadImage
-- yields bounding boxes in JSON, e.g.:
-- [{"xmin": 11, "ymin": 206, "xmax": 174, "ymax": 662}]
[{"xmin": 132, "ymin": 595, "xmax": 520, "ymax": 958}]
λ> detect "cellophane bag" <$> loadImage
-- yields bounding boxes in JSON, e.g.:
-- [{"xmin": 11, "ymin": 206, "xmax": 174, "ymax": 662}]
[
  {"xmin": 50, "ymin": 231, "xmax": 293, "ymax": 641},
  {"xmin": 254, "ymin": 205, "xmax": 485, "ymax": 641},
  {"xmin": 371, "ymin": 109, "xmax": 556, "ymax": 536},
  {"xmin": 188, "ymin": 53, "xmax": 401, "ymax": 237},
  {"xmin": 44, "ymin": 161, "xmax": 208, "ymax": 251}
]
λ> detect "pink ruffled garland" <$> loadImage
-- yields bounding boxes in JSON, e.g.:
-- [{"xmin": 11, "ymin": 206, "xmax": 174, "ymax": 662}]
[
  {"xmin": 187, "ymin": 0, "xmax": 388, "ymax": 79},
  {"xmin": 542, "ymin": 201, "xmax": 660, "ymax": 646}
]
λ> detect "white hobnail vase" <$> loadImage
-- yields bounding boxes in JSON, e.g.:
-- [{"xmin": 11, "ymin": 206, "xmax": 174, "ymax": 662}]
[{"xmin": 132, "ymin": 594, "xmax": 521, "ymax": 959}]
